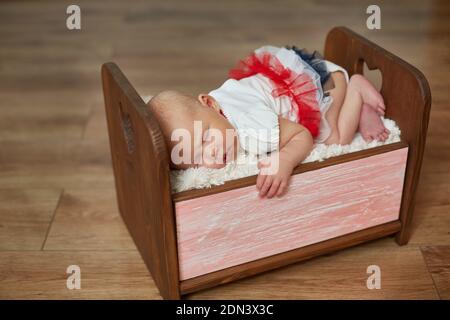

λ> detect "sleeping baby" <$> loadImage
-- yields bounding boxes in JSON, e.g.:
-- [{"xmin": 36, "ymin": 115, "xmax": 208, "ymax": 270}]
[{"xmin": 147, "ymin": 45, "xmax": 390, "ymax": 198}]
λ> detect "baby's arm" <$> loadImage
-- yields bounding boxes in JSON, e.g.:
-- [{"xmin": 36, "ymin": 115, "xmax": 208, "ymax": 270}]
[{"xmin": 256, "ymin": 117, "xmax": 313, "ymax": 198}]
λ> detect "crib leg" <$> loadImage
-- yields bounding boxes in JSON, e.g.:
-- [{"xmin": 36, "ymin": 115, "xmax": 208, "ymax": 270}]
[
  {"xmin": 395, "ymin": 181, "xmax": 419, "ymax": 246},
  {"xmin": 395, "ymin": 228, "xmax": 411, "ymax": 245}
]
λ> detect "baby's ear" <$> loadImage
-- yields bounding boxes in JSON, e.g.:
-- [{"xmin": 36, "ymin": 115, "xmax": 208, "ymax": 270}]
[
  {"xmin": 198, "ymin": 94, "xmax": 222, "ymax": 113},
  {"xmin": 198, "ymin": 94, "xmax": 215, "ymax": 108}
]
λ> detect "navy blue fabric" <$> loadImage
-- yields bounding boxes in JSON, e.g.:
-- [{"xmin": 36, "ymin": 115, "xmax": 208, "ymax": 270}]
[{"xmin": 285, "ymin": 45, "xmax": 331, "ymax": 88}]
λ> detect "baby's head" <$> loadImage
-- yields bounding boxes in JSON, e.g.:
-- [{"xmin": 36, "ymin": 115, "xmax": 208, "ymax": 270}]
[{"xmin": 147, "ymin": 90, "xmax": 239, "ymax": 169}]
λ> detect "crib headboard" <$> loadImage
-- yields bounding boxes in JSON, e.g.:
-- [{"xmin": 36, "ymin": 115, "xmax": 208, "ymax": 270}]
[
  {"xmin": 101, "ymin": 63, "xmax": 180, "ymax": 299},
  {"xmin": 324, "ymin": 26, "xmax": 432, "ymax": 244}
]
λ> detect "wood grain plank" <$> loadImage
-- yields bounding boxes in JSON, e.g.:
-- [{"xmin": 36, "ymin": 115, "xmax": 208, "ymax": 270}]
[
  {"xmin": 409, "ymin": 205, "xmax": 450, "ymax": 245},
  {"xmin": 421, "ymin": 246, "xmax": 450, "ymax": 299},
  {"xmin": 0, "ymin": 189, "xmax": 61, "ymax": 250},
  {"xmin": 176, "ymin": 148, "xmax": 408, "ymax": 280},
  {"xmin": 181, "ymin": 221, "xmax": 401, "ymax": 294},
  {"xmin": 0, "ymin": 251, "xmax": 161, "ymax": 299},
  {"xmin": 0, "ymin": 163, "xmax": 115, "ymax": 190},
  {"xmin": 44, "ymin": 188, "xmax": 136, "ymax": 251}
]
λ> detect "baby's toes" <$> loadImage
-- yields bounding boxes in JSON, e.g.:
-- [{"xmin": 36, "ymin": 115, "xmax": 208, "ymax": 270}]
[
  {"xmin": 376, "ymin": 133, "xmax": 383, "ymax": 141},
  {"xmin": 362, "ymin": 133, "xmax": 372, "ymax": 142}
]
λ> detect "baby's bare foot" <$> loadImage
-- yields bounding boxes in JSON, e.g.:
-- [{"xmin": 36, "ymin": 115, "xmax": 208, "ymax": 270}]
[
  {"xmin": 359, "ymin": 103, "xmax": 390, "ymax": 142},
  {"xmin": 352, "ymin": 74, "xmax": 386, "ymax": 116}
]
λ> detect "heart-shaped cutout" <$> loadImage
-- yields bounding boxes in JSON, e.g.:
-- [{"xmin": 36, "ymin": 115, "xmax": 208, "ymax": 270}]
[{"xmin": 362, "ymin": 61, "xmax": 383, "ymax": 92}]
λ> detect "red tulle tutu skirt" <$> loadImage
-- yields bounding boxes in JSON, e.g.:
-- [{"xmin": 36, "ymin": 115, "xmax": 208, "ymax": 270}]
[{"xmin": 229, "ymin": 52, "xmax": 321, "ymax": 137}]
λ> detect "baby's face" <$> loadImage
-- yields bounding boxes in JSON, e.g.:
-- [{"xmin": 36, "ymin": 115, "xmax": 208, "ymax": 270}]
[{"xmin": 166, "ymin": 98, "xmax": 239, "ymax": 170}]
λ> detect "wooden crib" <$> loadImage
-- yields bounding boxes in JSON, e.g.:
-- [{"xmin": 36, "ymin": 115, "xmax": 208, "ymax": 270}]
[{"xmin": 101, "ymin": 27, "xmax": 431, "ymax": 299}]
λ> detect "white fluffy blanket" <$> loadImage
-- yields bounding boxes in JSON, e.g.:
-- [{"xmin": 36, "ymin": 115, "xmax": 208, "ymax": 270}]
[{"xmin": 169, "ymin": 118, "xmax": 401, "ymax": 193}]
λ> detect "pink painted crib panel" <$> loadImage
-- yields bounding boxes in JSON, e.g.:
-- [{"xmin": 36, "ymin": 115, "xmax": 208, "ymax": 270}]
[{"xmin": 175, "ymin": 148, "xmax": 408, "ymax": 280}]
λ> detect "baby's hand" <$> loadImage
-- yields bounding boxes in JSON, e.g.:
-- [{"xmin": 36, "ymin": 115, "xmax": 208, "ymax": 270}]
[{"xmin": 256, "ymin": 152, "xmax": 295, "ymax": 198}]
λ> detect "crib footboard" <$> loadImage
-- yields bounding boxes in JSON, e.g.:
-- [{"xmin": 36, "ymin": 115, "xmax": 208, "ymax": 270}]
[
  {"xmin": 324, "ymin": 27, "xmax": 432, "ymax": 244},
  {"xmin": 102, "ymin": 63, "xmax": 180, "ymax": 299}
]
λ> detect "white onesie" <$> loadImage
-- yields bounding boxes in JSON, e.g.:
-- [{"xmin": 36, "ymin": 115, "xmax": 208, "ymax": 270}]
[{"xmin": 209, "ymin": 45, "xmax": 349, "ymax": 155}]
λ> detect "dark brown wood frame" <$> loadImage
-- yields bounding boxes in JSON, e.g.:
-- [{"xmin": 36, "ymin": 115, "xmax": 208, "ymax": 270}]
[{"xmin": 101, "ymin": 27, "xmax": 431, "ymax": 299}]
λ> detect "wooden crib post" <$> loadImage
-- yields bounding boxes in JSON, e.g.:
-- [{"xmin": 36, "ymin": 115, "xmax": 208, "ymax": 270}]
[
  {"xmin": 324, "ymin": 27, "xmax": 432, "ymax": 245},
  {"xmin": 101, "ymin": 63, "xmax": 181, "ymax": 299}
]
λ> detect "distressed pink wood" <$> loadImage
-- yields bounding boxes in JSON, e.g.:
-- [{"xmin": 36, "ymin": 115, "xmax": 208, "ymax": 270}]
[{"xmin": 175, "ymin": 148, "xmax": 408, "ymax": 280}]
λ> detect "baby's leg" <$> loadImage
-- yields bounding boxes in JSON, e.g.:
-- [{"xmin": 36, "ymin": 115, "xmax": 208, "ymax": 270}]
[
  {"xmin": 324, "ymin": 71, "xmax": 362, "ymax": 145},
  {"xmin": 322, "ymin": 72, "xmax": 346, "ymax": 144},
  {"xmin": 324, "ymin": 73, "xmax": 389, "ymax": 145},
  {"xmin": 356, "ymin": 75, "xmax": 386, "ymax": 116}
]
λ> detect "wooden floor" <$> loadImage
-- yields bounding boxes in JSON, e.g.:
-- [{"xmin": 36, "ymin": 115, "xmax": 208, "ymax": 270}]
[{"xmin": 0, "ymin": 0, "xmax": 449, "ymax": 299}]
